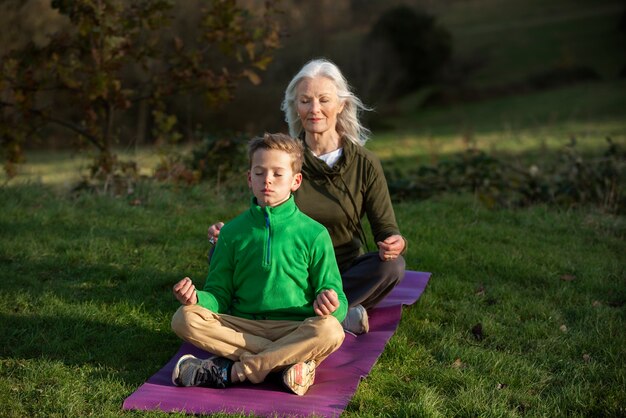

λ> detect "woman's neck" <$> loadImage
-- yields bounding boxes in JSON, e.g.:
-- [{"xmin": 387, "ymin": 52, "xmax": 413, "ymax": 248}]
[{"xmin": 305, "ymin": 131, "xmax": 343, "ymax": 156}]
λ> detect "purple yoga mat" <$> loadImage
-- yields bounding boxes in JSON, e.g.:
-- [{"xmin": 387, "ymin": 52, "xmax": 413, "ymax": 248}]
[{"xmin": 123, "ymin": 270, "xmax": 431, "ymax": 417}]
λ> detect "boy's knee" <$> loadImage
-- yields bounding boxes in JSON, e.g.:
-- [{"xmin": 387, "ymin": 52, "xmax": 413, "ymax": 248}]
[
  {"xmin": 171, "ymin": 304, "xmax": 215, "ymax": 339},
  {"xmin": 171, "ymin": 305, "xmax": 189, "ymax": 337},
  {"xmin": 317, "ymin": 316, "xmax": 345, "ymax": 347}
]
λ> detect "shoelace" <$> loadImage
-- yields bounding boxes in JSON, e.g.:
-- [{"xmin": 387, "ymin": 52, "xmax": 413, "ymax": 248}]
[{"xmin": 196, "ymin": 361, "xmax": 226, "ymax": 388}]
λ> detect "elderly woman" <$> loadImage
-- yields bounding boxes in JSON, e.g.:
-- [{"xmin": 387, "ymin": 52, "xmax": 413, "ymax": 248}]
[{"xmin": 209, "ymin": 59, "xmax": 406, "ymax": 334}]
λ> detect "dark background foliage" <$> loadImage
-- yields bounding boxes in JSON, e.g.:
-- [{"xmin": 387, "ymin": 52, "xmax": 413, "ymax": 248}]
[{"xmin": 1, "ymin": 0, "xmax": 624, "ymax": 212}]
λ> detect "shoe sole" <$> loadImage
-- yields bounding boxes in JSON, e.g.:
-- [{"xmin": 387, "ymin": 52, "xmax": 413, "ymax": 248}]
[
  {"xmin": 282, "ymin": 360, "xmax": 316, "ymax": 396},
  {"xmin": 361, "ymin": 308, "xmax": 370, "ymax": 333},
  {"xmin": 171, "ymin": 354, "xmax": 197, "ymax": 386}
]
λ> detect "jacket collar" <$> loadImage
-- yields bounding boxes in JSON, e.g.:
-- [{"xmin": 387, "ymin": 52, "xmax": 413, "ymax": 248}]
[
  {"xmin": 249, "ymin": 194, "xmax": 298, "ymax": 221},
  {"xmin": 302, "ymin": 138, "xmax": 357, "ymax": 180}
]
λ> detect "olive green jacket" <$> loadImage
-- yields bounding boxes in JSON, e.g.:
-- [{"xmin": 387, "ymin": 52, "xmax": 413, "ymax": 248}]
[{"xmin": 295, "ymin": 140, "xmax": 404, "ymax": 271}]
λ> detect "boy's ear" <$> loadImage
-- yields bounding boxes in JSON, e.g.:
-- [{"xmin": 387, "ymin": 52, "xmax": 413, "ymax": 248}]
[
  {"xmin": 247, "ymin": 170, "xmax": 252, "ymax": 188},
  {"xmin": 291, "ymin": 172, "xmax": 303, "ymax": 192}
]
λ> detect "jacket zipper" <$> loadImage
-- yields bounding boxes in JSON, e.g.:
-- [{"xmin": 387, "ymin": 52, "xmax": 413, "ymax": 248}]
[{"xmin": 264, "ymin": 211, "xmax": 271, "ymax": 266}]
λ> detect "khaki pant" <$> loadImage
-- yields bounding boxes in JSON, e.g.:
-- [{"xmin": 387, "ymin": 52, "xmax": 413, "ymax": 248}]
[{"xmin": 171, "ymin": 305, "xmax": 345, "ymax": 384}]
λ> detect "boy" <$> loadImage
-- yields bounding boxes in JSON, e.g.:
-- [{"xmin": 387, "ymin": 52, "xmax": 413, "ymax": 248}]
[{"xmin": 171, "ymin": 133, "xmax": 347, "ymax": 396}]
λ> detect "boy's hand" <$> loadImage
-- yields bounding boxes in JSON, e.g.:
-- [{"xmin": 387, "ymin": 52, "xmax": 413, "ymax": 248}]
[
  {"xmin": 313, "ymin": 289, "xmax": 339, "ymax": 316},
  {"xmin": 173, "ymin": 277, "xmax": 198, "ymax": 305}
]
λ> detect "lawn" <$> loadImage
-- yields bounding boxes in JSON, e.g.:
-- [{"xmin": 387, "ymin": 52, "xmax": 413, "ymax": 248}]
[
  {"xmin": 1, "ymin": 1, "xmax": 625, "ymax": 415},
  {"xmin": 437, "ymin": 0, "xmax": 625, "ymax": 85},
  {"xmin": 374, "ymin": 80, "xmax": 626, "ymax": 164},
  {"xmin": 1, "ymin": 148, "xmax": 624, "ymax": 417}
]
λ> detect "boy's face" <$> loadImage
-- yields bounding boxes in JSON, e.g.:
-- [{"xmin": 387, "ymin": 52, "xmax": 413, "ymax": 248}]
[{"xmin": 248, "ymin": 148, "xmax": 302, "ymax": 208}]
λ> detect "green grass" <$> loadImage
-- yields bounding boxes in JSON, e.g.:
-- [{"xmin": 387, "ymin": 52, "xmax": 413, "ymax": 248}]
[
  {"xmin": 0, "ymin": 146, "xmax": 168, "ymax": 186},
  {"xmin": 370, "ymin": 80, "xmax": 626, "ymax": 167},
  {"xmin": 1, "ymin": 174, "xmax": 624, "ymax": 416},
  {"xmin": 1, "ymin": 81, "xmax": 625, "ymax": 418},
  {"xmin": 1, "ymin": 2, "xmax": 625, "ymax": 414},
  {"xmin": 0, "ymin": 183, "xmax": 248, "ymax": 417},
  {"xmin": 436, "ymin": 0, "xmax": 625, "ymax": 85}
]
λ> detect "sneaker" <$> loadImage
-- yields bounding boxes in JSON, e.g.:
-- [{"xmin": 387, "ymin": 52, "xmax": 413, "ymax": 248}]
[
  {"xmin": 341, "ymin": 305, "xmax": 370, "ymax": 335},
  {"xmin": 172, "ymin": 354, "xmax": 233, "ymax": 388},
  {"xmin": 282, "ymin": 360, "xmax": 316, "ymax": 396}
]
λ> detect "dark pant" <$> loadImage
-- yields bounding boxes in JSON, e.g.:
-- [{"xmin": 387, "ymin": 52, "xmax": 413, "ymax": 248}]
[{"xmin": 341, "ymin": 253, "xmax": 406, "ymax": 310}]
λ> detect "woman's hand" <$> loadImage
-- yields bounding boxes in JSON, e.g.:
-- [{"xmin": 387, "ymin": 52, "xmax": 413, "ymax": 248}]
[
  {"xmin": 313, "ymin": 289, "xmax": 339, "ymax": 316},
  {"xmin": 207, "ymin": 222, "xmax": 224, "ymax": 244},
  {"xmin": 377, "ymin": 234, "xmax": 405, "ymax": 261},
  {"xmin": 173, "ymin": 277, "xmax": 198, "ymax": 305}
]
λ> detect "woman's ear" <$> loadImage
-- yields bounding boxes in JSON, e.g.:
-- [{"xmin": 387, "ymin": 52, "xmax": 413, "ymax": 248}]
[
  {"xmin": 338, "ymin": 99, "xmax": 346, "ymax": 115},
  {"xmin": 291, "ymin": 172, "xmax": 303, "ymax": 192}
]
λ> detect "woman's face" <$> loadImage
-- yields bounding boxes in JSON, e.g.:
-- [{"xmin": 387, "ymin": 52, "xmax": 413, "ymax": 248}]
[{"xmin": 295, "ymin": 76, "xmax": 345, "ymax": 137}]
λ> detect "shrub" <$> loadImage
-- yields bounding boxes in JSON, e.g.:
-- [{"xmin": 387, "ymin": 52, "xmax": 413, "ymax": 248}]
[
  {"xmin": 187, "ymin": 133, "xmax": 249, "ymax": 187},
  {"xmin": 386, "ymin": 138, "xmax": 626, "ymax": 214}
]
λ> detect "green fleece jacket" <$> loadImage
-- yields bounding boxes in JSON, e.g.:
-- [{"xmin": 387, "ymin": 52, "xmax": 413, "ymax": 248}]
[
  {"xmin": 295, "ymin": 139, "xmax": 403, "ymax": 271},
  {"xmin": 196, "ymin": 196, "xmax": 347, "ymax": 322}
]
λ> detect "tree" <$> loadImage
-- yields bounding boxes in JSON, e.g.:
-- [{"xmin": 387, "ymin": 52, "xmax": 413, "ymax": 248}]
[
  {"xmin": 0, "ymin": 0, "xmax": 280, "ymax": 181},
  {"xmin": 362, "ymin": 5, "xmax": 451, "ymax": 100}
]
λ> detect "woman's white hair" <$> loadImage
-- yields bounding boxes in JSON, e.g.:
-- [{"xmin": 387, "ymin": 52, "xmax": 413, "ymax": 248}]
[{"xmin": 281, "ymin": 58, "xmax": 371, "ymax": 146}]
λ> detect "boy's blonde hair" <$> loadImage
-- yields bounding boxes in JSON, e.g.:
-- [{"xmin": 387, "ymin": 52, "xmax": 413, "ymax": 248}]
[{"xmin": 248, "ymin": 133, "xmax": 304, "ymax": 173}]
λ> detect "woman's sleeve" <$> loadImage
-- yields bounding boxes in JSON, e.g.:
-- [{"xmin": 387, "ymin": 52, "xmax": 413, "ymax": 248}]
[{"xmin": 363, "ymin": 153, "xmax": 406, "ymax": 249}]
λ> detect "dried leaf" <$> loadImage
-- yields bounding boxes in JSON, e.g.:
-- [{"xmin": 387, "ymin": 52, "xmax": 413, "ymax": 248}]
[
  {"xmin": 253, "ymin": 56, "xmax": 273, "ymax": 71},
  {"xmin": 245, "ymin": 42, "xmax": 256, "ymax": 60},
  {"xmin": 592, "ymin": 300, "xmax": 602, "ymax": 307},
  {"xmin": 582, "ymin": 353, "xmax": 591, "ymax": 363},
  {"xmin": 451, "ymin": 358, "xmax": 465, "ymax": 369},
  {"xmin": 560, "ymin": 274, "xmax": 576, "ymax": 282},
  {"xmin": 496, "ymin": 383, "xmax": 508, "ymax": 390},
  {"xmin": 242, "ymin": 69, "xmax": 261, "ymax": 85},
  {"xmin": 173, "ymin": 36, "xmax": 184, "ymax": 51},
  {"xmin": 559, "ymin": 324, "xmax": 568, "ymax": 333},
  {"xmin": 475, "ymin": 284, "xmax": 485, "ymax": 296}
]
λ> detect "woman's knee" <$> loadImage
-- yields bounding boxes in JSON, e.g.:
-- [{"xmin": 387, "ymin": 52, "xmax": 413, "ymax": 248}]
[{"xmin": 384, "ymin": 255, "xmax": 406, "ymax": 284}]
